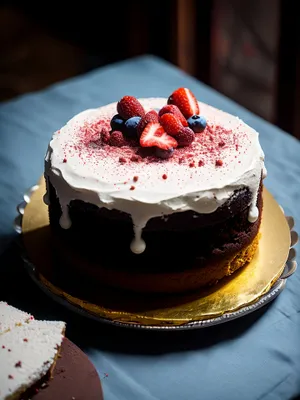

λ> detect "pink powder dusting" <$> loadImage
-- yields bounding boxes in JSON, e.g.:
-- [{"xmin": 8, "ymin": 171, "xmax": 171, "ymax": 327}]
[{"xmin": 61, "ymin": 113, "xmax": 250, "ymax": 171}]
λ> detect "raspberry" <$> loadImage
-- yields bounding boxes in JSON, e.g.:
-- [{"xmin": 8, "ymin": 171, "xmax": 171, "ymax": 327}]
[
  {"xmin": 100, "ymin": 127, "xmax": 110, "ymax": 144},
  {"xmin": 110, "ymin": 131, "xmax": 126, "ymax": 147},
  {"xmin": 137, "ymin": 110, "xmax": 159, "ymax": 136},
  {"xmin": 117, "ymin": 96, "xmax": 145, "ymax": 119},
  {"xmin": 176, "ymin": 127, "xmax": 195, "ymax": 147}
]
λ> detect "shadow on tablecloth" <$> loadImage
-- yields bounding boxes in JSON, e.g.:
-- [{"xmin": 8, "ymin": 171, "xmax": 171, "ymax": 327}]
[{"xmin": 0, "ymin": 239, "xmax": 275, "ymax": 356}]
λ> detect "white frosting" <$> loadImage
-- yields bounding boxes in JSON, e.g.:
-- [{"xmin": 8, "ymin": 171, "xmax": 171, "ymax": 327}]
[
  {"xmin": 0, "ymin": 302, "xmax": 33, "ymax": 335},
  {"xmin": 44, "ymin": 98, "xmax": 266, "ymax": 254},
  {"xmin": 0, "ymin": 319, "xmax": 65, "ymax": 400}
]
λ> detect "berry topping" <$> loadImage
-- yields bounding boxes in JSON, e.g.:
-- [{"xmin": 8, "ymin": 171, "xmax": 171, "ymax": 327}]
[
  {"xmin": 137, "ymin": 110, "xmax": 159, "ymax": 136},
  {"xmin": 167, "ymin": 88, "xmax": 200, "ymax": 118},
  {"xmin": 130, "ymin": 154, "xmax": 142, "ymax": 162},
  {"xmin": 140, "ymin": 122, "xmax": 178, "ymax": 150},
  {"xmin": 187, "ymin": 115, "xmax": 207, "ymax": 133},
  {"xmin": 119, "ymin": 157, "xmax": 127, "ymax": 163},
  {"xmin": 117, "ymin": 96, "xmax": 145, "ymax": 119},
  {"xmin": 100, "ymin": 127, "xmax": 110, "ymax": 144},
  {"xmin": 109, "ymin": 131, "xmax": 126, "ymax": 147},
  {"xmin": 158, "ymin": 105, "xmax": 188, "ymax": 127},
  {"xmin": 124, "ymin": 116, "xmax": 141, "ymax": 138},
  {"xmin": 155, "ymin": 147, "xmax": 174, "ymax": 159},
  {"xmin": 162, "ymin": 174, "xmax": 168, "ymax": 179},
  {"xmin": 216, "ymin": 159, "xmax": 223, "ymax": 166},
  {"xmin": 176, "ymin": 127, "xmax": 195, "ymax": 147},
  {"xmin": 110, "ymin": 114, "xmax": 125, "ymax": 131},
  {"xmin": 159, "ymin": 113, "xmax": 182, "ymax": 136}
]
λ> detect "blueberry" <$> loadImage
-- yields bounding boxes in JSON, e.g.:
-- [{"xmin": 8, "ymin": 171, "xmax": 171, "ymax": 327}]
[
  {"xmin": 124, "ymin": 116, "xmax": 141, "ymax": 138},
  {"xmin": 187, "ymin": 115, "xmax": 207, "ymax": 133},
  {"xmin": 155, "ymin": 147, "xmax": 174, "ymax": 159},
  {"xmin": 110, "ymin": 114, "xmax": 125, "ymax": 131}
]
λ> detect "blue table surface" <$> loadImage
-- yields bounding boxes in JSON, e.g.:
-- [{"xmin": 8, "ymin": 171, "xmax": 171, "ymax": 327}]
[{"xmin": 0, "ymin": 55, "xmax": 300, "ymax": 400}]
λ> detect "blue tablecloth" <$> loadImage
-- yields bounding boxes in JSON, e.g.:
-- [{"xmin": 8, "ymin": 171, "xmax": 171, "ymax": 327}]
[{"xmin": 0, "ymin": 55, "xmax": 300, "ymax": 400}]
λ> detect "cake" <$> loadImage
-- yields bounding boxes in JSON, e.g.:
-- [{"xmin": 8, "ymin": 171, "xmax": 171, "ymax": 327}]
[
  {"xmin": 44, "ymin": 87, "xmax": 266, "ymax": 293},
  {"xmin": 0, "ymin": 303, "xmax": 65, "ymax": 400},
  {"xmin": 0, "ymin": 302, "xmax": 33, "ymax": 335}
]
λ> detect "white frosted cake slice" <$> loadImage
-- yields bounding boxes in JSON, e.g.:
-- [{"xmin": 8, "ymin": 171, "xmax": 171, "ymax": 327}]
[
  {"xmin": 0, "ymin": 302, "xmax": 33, "ymax": 335},
  {"xmin": 0, "ymin": 319, "xmax": 65, "ymax": 400}
]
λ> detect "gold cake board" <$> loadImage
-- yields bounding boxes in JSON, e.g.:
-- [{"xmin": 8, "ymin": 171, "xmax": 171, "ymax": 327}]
[{"xmin": 19, "ymin": 178, "xmax": 294, "ymax": 328}]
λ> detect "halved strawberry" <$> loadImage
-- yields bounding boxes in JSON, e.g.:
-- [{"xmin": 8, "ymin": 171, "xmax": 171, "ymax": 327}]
[
  {"xmin": 140, "ymin": 122, "xmax": 178, "ymax": 150},
  {"xmin": 137, "ymin": 110, "xmax": 159, "ymax": 136},
  {"xmin": 158, "ymin": 104, "xmax": 188, "ymax": 127},
  {"xmin": 117, "ymin": 96, "xmax": 145, "ymax": 119},
  {"xmin": 167, "ymin": 88, "xmax": 200, "ymax": 118},
  {"xmin": 159, "ymin": 113, "xmax": 182, "ymax": 136}
]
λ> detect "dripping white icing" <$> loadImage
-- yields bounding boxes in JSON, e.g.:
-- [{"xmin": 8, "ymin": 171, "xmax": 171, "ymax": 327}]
[
  {"xmin": 130, "ymin": 236, "xmax": 146, "ymax": 254},
  {"xmin": 248, "ymin": 205, "xmax": 259, "ymax": 223},
  {"xmin": 130, "ymin": 216, "xmax": 148, "ymax": 254},
  {"xmin": 59, "ymin": 204, "xmax": 72, "ymax": 229},
  {"xmin": 262, "ymin": 165, "xmax": 267, "ymax": 179},
  {"xmin": 44, "ymin": 98, "xmax": 266, "ymax": 254}
]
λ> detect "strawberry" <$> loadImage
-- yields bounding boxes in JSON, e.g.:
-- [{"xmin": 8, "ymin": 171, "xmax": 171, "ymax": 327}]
[
  {"xmin": 167, "ymin": 88, "xmax": 199, "ymax": 118},
  {"xmin": 137, "ymin": 110, "xmax": 159, "ymax": 136},
  {"xmin": 176, "ymin": 127, "xmax": 195, "ymax": 147},
  {"xmin": 117, "ymin": 96, "xmax": 145, "ymax": 120},
  {"xmin": 159, "ymin": 113, "xmax": 182, "ymax": 136},
  {"xmin": 158, "ymin": 105, "xmax": 188, "ymax": 127},
  {"xmin": 110, "ymin": 131, "xmax": 127, "ymax": 147},
  {"xmin": 140, "ymin": 122, "xmax": 178, "ymax": 150}
]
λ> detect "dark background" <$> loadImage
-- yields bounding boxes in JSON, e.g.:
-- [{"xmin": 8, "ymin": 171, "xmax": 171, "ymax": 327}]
[{"xmin": 1, "ymin": 0, "xmax": 299, "ymax": 138}]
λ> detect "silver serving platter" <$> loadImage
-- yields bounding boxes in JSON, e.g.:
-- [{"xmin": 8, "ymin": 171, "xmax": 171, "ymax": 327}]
[{"xmin": 14, "ymin": 185, "xmax": 298, "ymax": 331}]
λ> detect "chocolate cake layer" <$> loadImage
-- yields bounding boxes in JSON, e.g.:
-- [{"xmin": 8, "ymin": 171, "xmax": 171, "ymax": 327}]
[{"xmin": 48, "ymin": 179, "xmax": 262, "ymax": 273}]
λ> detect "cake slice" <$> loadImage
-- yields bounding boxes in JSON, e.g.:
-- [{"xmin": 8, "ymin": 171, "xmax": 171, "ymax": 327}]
[
  {"xmin": 0, "ymin": 302, "xmax": 33, "ymax": 335},
  {"xmin": 0, "ymin": 319, "xmax": 65, "ymax": 400}
]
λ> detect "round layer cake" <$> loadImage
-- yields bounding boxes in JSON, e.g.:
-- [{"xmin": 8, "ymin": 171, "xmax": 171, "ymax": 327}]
[{"xmin": 44, "ymin": 88, "xmax": 266, "ymax": 293}]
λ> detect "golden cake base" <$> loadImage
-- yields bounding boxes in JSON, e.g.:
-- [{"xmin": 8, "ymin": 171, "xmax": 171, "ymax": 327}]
[{"xmin": 20, "ymin": 178, "xmax": 292, "ymax": 327}]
